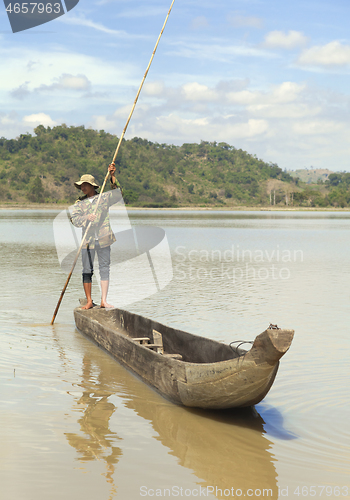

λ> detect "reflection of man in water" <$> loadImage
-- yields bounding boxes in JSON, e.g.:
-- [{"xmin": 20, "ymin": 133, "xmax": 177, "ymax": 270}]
[
  {"xmin": 70, "ymin": 163, "xmax": 122, "ymax": 309},
  {"xmin": 64, "ymin": 354, "xmax": 122, "ymax": 496}
]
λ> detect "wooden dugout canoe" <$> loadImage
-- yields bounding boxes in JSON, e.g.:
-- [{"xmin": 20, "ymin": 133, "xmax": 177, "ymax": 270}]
[{"xmin": 74, "ymin": 304, "xmax": 294, "ymax": 409}]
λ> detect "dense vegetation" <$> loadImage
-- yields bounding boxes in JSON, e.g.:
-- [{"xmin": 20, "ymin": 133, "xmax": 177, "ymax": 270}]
[{"xmin": 0, "ymin": 124, "xmax": 348, "ymax": 207}]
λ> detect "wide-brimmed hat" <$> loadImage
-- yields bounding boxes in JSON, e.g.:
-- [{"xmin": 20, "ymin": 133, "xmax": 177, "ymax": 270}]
[{"xmin": 74, "ymin": 174, "xmax": 100, "ymax": 190}]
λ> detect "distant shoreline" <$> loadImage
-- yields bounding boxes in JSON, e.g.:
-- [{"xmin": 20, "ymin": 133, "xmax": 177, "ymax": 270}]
[{"xmin": 1, "ymin": 203, "xmax": 350, "ymax": 212}]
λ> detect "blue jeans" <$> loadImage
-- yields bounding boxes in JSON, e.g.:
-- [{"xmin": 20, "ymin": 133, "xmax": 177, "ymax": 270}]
[{"xmin": 82, "ymin": 242, "xmax": 111, "ymax": 283}]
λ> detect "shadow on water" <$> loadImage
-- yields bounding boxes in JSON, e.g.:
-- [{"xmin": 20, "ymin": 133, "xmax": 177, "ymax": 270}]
[
  {"xmin": 187, "ymin": 405, "xmax": 298, "ymax": 441},
  {"xmin": 257, "ymin": 404, "xmax": 298, "ymax": 441},
  {"xmin": 54, "ymin": 325, "xmax": 293, "ymax": 500}
]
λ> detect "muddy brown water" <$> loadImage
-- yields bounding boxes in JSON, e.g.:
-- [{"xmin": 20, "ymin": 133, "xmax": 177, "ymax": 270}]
[{"xmin": 0, "ymin": 210, "xmax": 349, "ymax": 500}]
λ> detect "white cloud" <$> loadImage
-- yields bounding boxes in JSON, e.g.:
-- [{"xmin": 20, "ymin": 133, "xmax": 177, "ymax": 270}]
[
  {"xmin": 231, "ymin": 118, "xmax": 269, "ymax": 137},
  {"xmin": 224, "ymin": 81, "xmax": 321, "ymax": 120},
  {"xmin": 0, "ymin": 46, "xmax": 137, "ymax": 100},
  {"xmin": 131, "ymin": 114, "xmax": 269, "ymax": 142},
  {"xmin": 271, "ymin": 81, "xmax": 306, "ymax": 103},
  {"xmin": 227, "ymin": 82, "xmax": 305, "ymax": 106},
  {"xmin": 190, "ymin": 16, "xmax": 209, "ymax": 30},
  {"xmin": 264, "ymin": 30, "xmax": 309, "ymax": 49},
  {"xmin": 88, "ymin": 80, "xmax": 328, "ymax": 148},
  {"xmin": 23, "ymin": 113, "xmax": 57, "ymax": 127},
  {"xmin": 10, "ymin": 82, "xmax": 31, "ymax": 100},
  {"xmin": 92, "ymin": 114, "xmax": 118, "ymax": 131},
  {"xmin": 0, "ymin": 112, "xmax": 57, "ymax": 138},
  {"xmin": 143, "ymin": 81, "xmax": 165, "ymax": 96},
  {"xmin": 292, "ymin": 119, "xmax": 343, "ymax": 135},
  {"xmin": 26, "ymin": 61, "xmax": 38, "ymax": 72},
  {"xmin": 118, "ymin": 79, "xmax": 350, "ymax": 169},
  {"xmin": 114, "ymin": 103, "xmax": 149, "ymax": 119},
  {"xmin": 91, "ymin": 102, "xmax": 151, "ymax": 132},
  {"xmin": 227, "ymin": 90, "xmax": 256, "ymax": 105},
  {"xmin": 116, "ymin": 6, "xmax": 167, "ymax": 18},
  {"xmin": 247, "ymin": 103, "xmax": 321, "ymax": 119},
  {"xmin": 228, "ymin": 14, "xmax": 263, "ymax": 29},
  {"xmin": 0, "ymin": 112, "xmax": 19, "ymax": 127},
  {"xmin": 58, "ymin": 74, "xmax": 91, "ymax": 90},
  {"xmin": 182, "ymin": 82, "xmax": 218, "ymax": 101},
  {"xmin": 168, "ymin": 40, "xmax": 276, "ymax": 63},
  {"xmin": 297, "ymin": 41, "xmax": 350, "ymax": 66},
  {"xmin": 37, "ymin": 74, "xmax": 91, "ymax": 92},
  {"xmin": 57, "ymin": 15, "xmax": 136, "ymax": 38}
]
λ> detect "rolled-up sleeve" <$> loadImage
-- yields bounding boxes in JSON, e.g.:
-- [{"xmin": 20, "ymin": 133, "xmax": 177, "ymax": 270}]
[{"xmin": 70, "ymin": 200, "xmax": 89, "ymax": 228}]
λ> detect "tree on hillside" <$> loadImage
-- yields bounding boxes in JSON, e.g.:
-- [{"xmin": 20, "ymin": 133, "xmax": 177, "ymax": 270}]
[{"xmin": 27, "ymin": 176, "xmax": 45, "ymax": 203}]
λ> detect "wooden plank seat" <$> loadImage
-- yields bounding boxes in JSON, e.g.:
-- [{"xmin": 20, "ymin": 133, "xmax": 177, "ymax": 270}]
[
  {"xmin": 150, "ymin": 329, "xmax": 164, "ymax": 354},
  {"xmin": 132, "ymin": 337, "xmax": 150, "ymax": 344},
  {"xmin": 132, "ymin": 336, "xmax": 163, "ymax": 353},
  {"xmin": 163, "ymin": 353, "xmax": 183, "ymax": 360},
  {"xmin": 132, "ymin": 331, "xmax": 182, "ymax": 359}
]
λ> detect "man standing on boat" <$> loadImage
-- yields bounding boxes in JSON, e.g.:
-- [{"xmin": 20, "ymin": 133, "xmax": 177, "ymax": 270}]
[{"xmin": 70, "ymin": 163, "xmax": 122, "ymax": 310}]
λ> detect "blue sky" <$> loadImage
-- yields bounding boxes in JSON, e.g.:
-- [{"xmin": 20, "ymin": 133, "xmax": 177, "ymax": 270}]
[{"xmin": 1, "ymin": 0, "xmax": 350, "ymax": 171}]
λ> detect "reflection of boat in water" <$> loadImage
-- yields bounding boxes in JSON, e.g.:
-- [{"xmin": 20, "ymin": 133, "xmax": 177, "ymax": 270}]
[
  {"xmin": 65, "ymin": 337, "xmax": 280, "ymax": 499},
  {"xmin": 74, "ymin": 304, "xmax": 294, "ymax": 409},
  {"xmin": 132, "ymin": 404, "xmax": 279, "ymax": 498}
]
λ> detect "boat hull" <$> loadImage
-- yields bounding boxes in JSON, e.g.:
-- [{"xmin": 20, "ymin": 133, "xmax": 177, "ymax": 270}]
[{"xmin": 74, "ymin": 305, "xmax": 294, "ymax": 409}]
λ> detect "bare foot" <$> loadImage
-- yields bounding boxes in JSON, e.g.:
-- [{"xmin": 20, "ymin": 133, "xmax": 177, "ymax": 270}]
[
  {"xmin": 81, "ymin": 300, "xmax": 94, "ymax": 310},
  {"xmin": 100, "ymin": 301, "xmax": 114, "ymax": 309}
]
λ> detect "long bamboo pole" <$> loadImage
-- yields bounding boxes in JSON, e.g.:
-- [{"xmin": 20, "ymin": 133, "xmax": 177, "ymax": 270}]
[{"xmin": 51, "ymin": 0, "xmax": 175, "ymax": 325}]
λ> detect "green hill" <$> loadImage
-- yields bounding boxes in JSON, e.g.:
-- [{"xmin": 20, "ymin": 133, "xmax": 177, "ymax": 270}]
[
  {"xmin": 289, "ymin": 168, "xmax": 332, "ymax": 184},
  {"xmin": 0, "ymin": 124, "xmax": 349, "ymax": 208}
]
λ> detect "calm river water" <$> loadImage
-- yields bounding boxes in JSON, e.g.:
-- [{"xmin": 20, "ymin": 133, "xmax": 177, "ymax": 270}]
[{"xmin": 0, "ymin": 209, "xmax": 349, "ymax": 500}]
